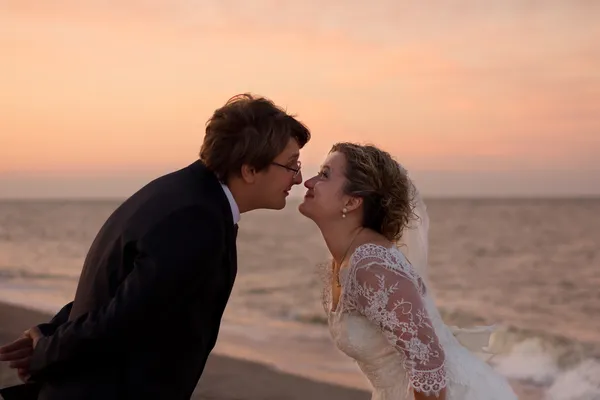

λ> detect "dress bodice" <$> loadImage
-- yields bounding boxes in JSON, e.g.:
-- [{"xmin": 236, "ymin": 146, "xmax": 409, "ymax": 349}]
[{"xmin": 324, "ymin": 243, "xmax": 518, "ymax": 400}]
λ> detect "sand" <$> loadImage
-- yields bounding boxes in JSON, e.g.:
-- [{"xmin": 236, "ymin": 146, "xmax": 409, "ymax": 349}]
[
  {"xmin": 0, "ymin": 301, "xmax": 370, "ymax": 399},
  {"xmin": 0, "ymin": 301, "xmax": 545, "ymax": 400},
  {"xmin": 1, "ymin": 301, "xmax": 550, "ymax": 400}
]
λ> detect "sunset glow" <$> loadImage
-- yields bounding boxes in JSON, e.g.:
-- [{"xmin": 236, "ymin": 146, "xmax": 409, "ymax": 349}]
[{"xmin": 2, "ymin": 1, "xmax": 599, "ymax": 197}]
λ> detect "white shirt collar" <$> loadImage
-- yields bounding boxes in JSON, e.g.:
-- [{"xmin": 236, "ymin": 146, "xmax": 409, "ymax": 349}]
[{"xmin": 220, "ymin": 183, "xmax": 240, "ymax": 225}]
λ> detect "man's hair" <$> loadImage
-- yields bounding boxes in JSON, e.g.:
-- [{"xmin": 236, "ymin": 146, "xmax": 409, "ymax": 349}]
[{"xmin": 200, "ymin": 93, "xmax": 311, "ymax": 182}]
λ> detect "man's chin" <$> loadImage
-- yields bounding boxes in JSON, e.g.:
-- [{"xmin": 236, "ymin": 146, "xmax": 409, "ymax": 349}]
[
  {"xmin": 261, "ymin": 198, "xmax": 286, "ymax": 211},
  {"xmin": 273, "ymin": 202, "xmax": 286, "ymax": 210}
]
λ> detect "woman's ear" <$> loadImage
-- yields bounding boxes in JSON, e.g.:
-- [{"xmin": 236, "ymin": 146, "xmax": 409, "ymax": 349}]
[{"xmin": 344, "ymin": 196, "xmax": 363, "ymax": 213}]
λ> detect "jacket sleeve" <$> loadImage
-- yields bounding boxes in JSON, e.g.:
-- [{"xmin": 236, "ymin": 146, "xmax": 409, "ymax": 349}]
[
  {"xmin": 28, "ymin": 205, "xmax": 225, "ymax": 378},
  {"xmin": 36, "ymin": 302, "xmax": 74, "ymax": 336}
]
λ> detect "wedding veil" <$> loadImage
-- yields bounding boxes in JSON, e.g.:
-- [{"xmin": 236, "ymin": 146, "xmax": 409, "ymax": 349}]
[{"xmin": 396, "ymin": 165, "xmax": 498, "ymax": 360}]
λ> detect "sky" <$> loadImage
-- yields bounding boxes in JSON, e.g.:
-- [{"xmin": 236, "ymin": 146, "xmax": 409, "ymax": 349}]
[{"xmin": 1, "ymin": 1, "xmax": 599, "ymax": 198}]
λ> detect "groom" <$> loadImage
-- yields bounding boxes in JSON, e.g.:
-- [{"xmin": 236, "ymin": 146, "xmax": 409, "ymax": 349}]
[{"xmin": 0, "ymin": 93, "xmax": 310, "ymax": 399}]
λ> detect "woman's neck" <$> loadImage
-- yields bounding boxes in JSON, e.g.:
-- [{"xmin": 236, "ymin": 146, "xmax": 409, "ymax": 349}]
[{"xmin": 319, "ymin": 221, "xmax": 364, "ymax": 265}]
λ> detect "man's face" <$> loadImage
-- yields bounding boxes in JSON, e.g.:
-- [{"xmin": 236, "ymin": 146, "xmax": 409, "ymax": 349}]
[{"xmin": 252, "ymin": 138, "xmax": 303, "ymax": 210}]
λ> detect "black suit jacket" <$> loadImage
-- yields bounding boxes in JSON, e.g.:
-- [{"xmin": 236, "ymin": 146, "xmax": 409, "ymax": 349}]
[{"xmin": 3, "ymin": 160, "xmax": 238, "ymax": 400}]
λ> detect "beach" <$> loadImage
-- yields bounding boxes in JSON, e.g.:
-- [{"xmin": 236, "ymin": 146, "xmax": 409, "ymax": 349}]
[
  {"xmin": 0, "ymin": 301, "xmax": 371, "ymax": 399},
  {"xmin": 1, "ymin": 198, "xmax": 599, "ymax": 399},
  {"xmin": 0, "ymin": 301, "xmax": 545, "ymax": 399}
]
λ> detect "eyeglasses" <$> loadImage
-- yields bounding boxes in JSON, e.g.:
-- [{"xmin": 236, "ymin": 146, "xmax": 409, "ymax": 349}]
[{"xmin": 271, "ymin": 160, "xmax": 302, "ymax": 178}]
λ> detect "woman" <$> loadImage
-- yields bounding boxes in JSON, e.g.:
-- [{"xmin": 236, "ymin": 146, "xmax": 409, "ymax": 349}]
[{"xmin": 298, "ymin": 142, "xmax": 517, "ymax": 400}]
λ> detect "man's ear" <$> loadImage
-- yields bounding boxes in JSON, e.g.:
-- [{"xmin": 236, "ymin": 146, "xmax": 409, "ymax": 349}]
[
  {"xmin": 344, "ymin": 196, "xmax": 363, "ymax": 213},
  {"xmin": 240, "ymin": 164, "xmax": 257, "ymax": 183}
]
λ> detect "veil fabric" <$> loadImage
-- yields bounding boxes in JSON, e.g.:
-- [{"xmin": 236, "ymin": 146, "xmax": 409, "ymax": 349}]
[{"xmin": 396, "ymin": 167, "xmax": 498, "ymax": 360}]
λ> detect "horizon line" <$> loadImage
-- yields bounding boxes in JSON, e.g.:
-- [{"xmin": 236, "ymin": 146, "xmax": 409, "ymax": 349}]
[{"xmin": 1, "ymin": 194, "xmax": 599, "ymax": 202}]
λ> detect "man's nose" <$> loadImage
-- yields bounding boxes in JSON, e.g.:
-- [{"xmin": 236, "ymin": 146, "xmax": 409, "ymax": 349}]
[{"xmin": 293, "ymin": 171, "xmax": 303, "ymax": 185}]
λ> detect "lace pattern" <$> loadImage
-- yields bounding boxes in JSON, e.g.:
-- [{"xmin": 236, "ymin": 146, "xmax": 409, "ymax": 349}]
[
  {"xmin": 319, "ymin": 260, "xmax": 333, "ymax": 314},
  {"xmin": 336, "ymin": 244, "xmax": 449, "ymax": 395}
]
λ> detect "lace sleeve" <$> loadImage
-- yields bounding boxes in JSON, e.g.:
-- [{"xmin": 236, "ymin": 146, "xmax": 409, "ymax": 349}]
[{"xmin": 349, "ymin": 253, "xmax": 448, "ymax": 396}]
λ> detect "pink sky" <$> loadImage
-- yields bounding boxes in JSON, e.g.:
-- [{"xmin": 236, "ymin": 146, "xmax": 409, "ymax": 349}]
[{"xmin": 1, "ymin": 1, "xmax": 599, "ymax": 197}]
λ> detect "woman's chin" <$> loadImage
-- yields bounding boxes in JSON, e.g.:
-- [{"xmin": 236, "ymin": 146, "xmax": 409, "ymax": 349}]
[{"xmin": 297, "ymin": 201, "xmax": 313, "ymax": 218}]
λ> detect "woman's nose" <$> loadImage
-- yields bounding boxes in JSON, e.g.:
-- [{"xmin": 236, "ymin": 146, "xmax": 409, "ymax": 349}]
[{"xmin": 304, "ymin": 176, "xmax": 316, "ymax": 189}]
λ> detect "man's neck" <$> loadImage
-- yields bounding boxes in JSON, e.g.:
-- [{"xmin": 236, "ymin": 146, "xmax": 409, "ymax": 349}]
[
  {"xmin": 220, "ymin": 182, "xmax": 240, "ymax": 224},
  {"xmin": 226, "ymin": 178, "xmax": 253, "ymax": 214}
]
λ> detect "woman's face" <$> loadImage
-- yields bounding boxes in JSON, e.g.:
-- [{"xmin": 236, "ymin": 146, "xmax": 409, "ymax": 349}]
[{"xmin": 298, "ymin": 151, "xmax": 349, "ymax": 223}]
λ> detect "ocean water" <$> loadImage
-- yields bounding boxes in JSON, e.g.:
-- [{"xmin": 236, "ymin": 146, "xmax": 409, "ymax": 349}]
[{"xmin": 0, "ymin": 198, "xmax": 599, "ymax": 398}]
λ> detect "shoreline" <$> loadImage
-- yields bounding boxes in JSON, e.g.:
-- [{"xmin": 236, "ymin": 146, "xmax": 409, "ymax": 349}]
[
  {"xmin": 0, "ymin": 301, "xmax": 370, "ymax": 399},
  {"xmin": 0, "ymin": 301, "xmax": 544, "ymax": 399}
]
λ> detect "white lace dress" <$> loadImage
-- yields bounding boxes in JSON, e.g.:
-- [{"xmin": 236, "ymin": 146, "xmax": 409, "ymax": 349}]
[{"xmin": 325, "ymin": 244, "xmax": 518, "ymax": 400}]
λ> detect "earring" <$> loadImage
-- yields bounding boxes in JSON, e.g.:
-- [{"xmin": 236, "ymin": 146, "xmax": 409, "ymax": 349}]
[{"xmin": 342, "ymin": 207, "xmax": 347, "ymax": 218}]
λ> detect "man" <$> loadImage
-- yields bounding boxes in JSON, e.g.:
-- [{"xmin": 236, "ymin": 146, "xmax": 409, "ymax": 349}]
[{"xmin": 0, "ymin": 93, "xmax": 310, "ymax": 399}]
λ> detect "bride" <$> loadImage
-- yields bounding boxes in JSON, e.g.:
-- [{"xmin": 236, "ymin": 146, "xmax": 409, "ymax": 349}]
[{"xmin": 298, "ymin": 142, "xmax": 517, "ymax": 400}]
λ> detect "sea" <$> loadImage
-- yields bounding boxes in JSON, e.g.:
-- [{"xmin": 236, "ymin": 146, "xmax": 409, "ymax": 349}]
[{"xmin": 0, "ymin": 197, "xmax": 599, "ymax": 399}]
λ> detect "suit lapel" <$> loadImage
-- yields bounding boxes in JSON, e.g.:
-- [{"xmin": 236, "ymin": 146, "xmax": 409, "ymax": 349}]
[
  {"xmin": 186, "ymin": 160, "xmax": 238, "ymax": 286},
  {"xmin": 228, "ymin": 225, "xmax": 238, "ymax": 286}
]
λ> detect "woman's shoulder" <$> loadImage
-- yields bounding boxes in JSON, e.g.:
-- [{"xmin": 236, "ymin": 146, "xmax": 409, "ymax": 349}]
[
  {"xmin": 349, "ymin": 232, "xmax": 400, "ymax": 265},
  {"xmin": 349, "ymin": 241, "xmax": 423, "ymax": 288}
]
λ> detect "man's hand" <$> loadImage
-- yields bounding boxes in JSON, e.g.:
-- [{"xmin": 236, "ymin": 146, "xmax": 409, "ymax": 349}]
[
  {"xmin": 17, "ymin": 366, "xmax": 31, "ymax": 382},
  {"xmin": 0, "ymin": 327, "xmax": 42, "ymax": 382},
  {"xmin": 24, "ymin": 326, "xmax": 42, "ymax": 349},
  {"xmin": 0, "ymin": 335, "xmax": 33, "ymax": 368}
]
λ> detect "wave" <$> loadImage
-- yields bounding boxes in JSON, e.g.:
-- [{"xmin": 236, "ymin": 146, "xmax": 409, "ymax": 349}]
[
  {"xmin": 0, "ymin": 268, "xmax": 78, "ymax": 314},
  {"xmin": 293, "ymin": 308, "xmax": 600, "ymax": 399},
  {"xmin": 0, "ymin": 266, "xmax": 79, "ymax": 281},
  {"xmin": 2, "ymin": 269, "xmax": 598, "ymax": 399},
  {"xmin": 487, "ymin": 326, "xmax": 600, "ymax": 399}
]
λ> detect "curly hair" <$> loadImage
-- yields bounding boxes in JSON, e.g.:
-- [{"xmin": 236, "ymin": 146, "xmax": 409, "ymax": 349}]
[{"xmin": 330, "ymin": 142, "xmax": 417, "ymax": 242}]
